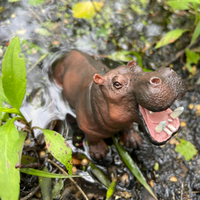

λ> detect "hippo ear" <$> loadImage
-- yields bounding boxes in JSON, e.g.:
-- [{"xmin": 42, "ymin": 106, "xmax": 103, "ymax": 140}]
[
  {"xmin": 93, "ymin": 74, "xmax": 105, "ymax": 85},
  {"xmin": 127, "ymin": 60, "xmax": 136, "ymax": 67}
]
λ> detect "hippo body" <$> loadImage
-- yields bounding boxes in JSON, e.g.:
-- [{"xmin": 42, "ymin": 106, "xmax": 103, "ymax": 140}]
[{"xmin": 52, "ymin": 50, "xmax": 186, "ymax": 160}]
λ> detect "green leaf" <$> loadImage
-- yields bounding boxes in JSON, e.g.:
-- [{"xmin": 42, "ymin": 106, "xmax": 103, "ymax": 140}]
[
  {"xmin": 0, "ymin": 100, "xmax": 2, "ymax": 126},
  {"xmin": 185, "ymin": 48, "xmax": 200, "ymax": 73},
  {"xmin": 17, "ymin": 131, "xmax": 27, "ymax": 166},
  {"xmin": 112, "ymin": 137, "xmax": 157, "ymax": 200},
  {"xmin": 109, "ymin": 51, "xmax": 151, "ymax": 72},
  {"xmin": 106, "ymin": 179, "xmax": 116, "ymax": 200},
  {"xmin": 0, "ymin": 77, "xmax": 9, "ymax": 104},
  {"xmin": 2, "ymin": 36, "xmax": 27, "ymax": 110},
  {"xmin": 191, "ymin": 20, "xmax": 200, "ymax": 44},
  {"xmin": 28, "ymin": 0, "xmax": 44, "ymax": 6},
  {"xmin": 0, "ymin": 117, "xmax": 20, "ymax": 200},
  {"xmin": 0, "ymin": 107, "xmax": 21, "ymax": 115},
  {"xmin": 175, "ymin": 139, "xmax": 198, "ymax": 161},
  {"xmin": 72, "ymin": 1, "xmax": 104, "ymax": 19},
  {"xmin": 155, "ymin": 29, "xmax": 189, "ymax": 49},
  {"xmin": 21, "ymin": 168, "xmax": 80, "ymax": 178},
  {"xmin": 39, "ymin": 167, "xmax": 52, "ymax": 200},
  {"xmin": 35, "ymin": 28, "xmax": 52, "ymax": 36},
  {"xmin": 38, "ymin": 128, "xmax": 73, "ymax": 175},
  {"xmin": 89, "ymin": 162, "xmax": 110, "ymax": 188},
  {"xmin": 8, "ymin": 0, "xmax": 20, "ymax": 2},
  {"xmin": 154, "ymin": 162, "xmax": 159, "ymax": 171},
  {"xmin": 167, "ymin": 1, "xmax": 190, "ymax": 10}
]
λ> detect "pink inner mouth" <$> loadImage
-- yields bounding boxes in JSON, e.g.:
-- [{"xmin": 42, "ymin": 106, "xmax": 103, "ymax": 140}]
[{"xmin": 139, "ymin": 105, "xmax": 180, "ymax": 142}]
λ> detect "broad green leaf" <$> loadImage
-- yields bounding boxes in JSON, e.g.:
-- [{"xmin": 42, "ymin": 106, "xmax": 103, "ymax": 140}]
[
  {"xmin": 39, "ymin": 167, "xmax": 52, "ymax": 200},
  {"xmin": 0, "ymin": 107, "xmax": 21, "ymax": 115},
  {"xmin": 38, "ymin": 128, "xmax": 73, "ymax": 175},
  {"xmin": 17, "ymin": 131, "xmax": 27, "ymax": 166},
  {"xmin": 175, "ymin": 139, "xmax": 198, "ymax": 161},
  {"xmin": 35, "ymin": 28, "xmax": 52, "ymax": 36},
  {"xmin": 72, "ymin": 1, "xmax": 104, "ymax": 19},
  {"xmin": 185, "ymin": 48, "xmax": 200, "ymax": 73},
  {"xmin": 0, "ymin": 100, "xmax": 2, "ymax": 126},
  {"xmin": 191, "ymin": 20, "xmax": 200, "ymax": 44},
  {"xmin": 112, "ymin": 137, "xmax": 157, "ymax": 200},
  {"xmin": 0, "ymin": 77, "xmax": 9, "ymax": 104},
  {"xmin": 167, "ymin": 1, "xmax": 189, "ymax": 10},
  {"xmin": 89, "ymin": 162, "xmax": 110, "ymax": 188},
  {"xmin": 106, "ymin": 179, "xmax": 116, "ymax": 200},
  {"xmin": 0, "ymin": 117, "xmax": 20, "ymax": 200},
  {"xmin": 109, "ymin": 51, "xmax": 151, "ymax": 72},
  {"xmin": 155, "ymin": 29, "xmax": 189, "ymax": 49},
  {"xmin": 28, "ymin": 0, "xmax": 44, "ymax": 6},
  {"xmin": 21, "ymin": 168, "xmax": 80, "ymax": 178},
  {"xmin": 2, "ymin": 36, "xmax": 27, "ymax": 110},
  {"xmin": 109, "ymin": 51, "xmax": 135, "ymax": 62}
]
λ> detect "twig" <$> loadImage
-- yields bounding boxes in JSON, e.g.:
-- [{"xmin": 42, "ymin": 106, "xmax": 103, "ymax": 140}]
[
  {"xmin": 27, "ymin": 53, "xmax": 48, "ymax": 74},
  {"xmin": 20, "ymin": 185, "xmax": 40, "ymax": 200},
  {"xmin": 161, "ymin": 37, "xmax": 200, "ymax": 68},
  {"xmin": 181, "ymin": 182, "xmax": 183, "ymax": 200},
  {"xmin": 29, "ymin": 8, "xmax": 43, "ymax": 24},
  {"xmin": 48, "ymin": 159, "xmax": 89, "ymax": 200}
]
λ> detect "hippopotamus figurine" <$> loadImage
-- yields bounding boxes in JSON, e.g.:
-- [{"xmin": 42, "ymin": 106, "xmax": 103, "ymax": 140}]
[{"xmin": 52, "ymin": 50, "xmax": 186, "ymax": 160}]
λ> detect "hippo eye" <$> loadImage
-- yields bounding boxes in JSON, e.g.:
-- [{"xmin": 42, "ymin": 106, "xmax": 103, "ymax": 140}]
[{"xmin": 113, "ymin": 81, "xmax": 122, "ymax": 89}]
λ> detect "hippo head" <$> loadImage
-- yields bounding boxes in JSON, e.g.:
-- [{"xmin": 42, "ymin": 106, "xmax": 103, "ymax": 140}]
[{"xmin": 93, "ymin": 60, "xmax": 186, "ymax": 145}]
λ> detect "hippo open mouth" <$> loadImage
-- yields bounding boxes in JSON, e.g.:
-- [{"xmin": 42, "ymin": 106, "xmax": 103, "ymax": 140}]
[{"xmin": 139, "ymin": 104, "xmax": 184, "ymax": 145}]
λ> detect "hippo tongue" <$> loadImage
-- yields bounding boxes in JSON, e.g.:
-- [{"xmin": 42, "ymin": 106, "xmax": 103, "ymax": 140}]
[{"xmin": 139, "ymin": 105, "xmax": 180, "ymax": 143}]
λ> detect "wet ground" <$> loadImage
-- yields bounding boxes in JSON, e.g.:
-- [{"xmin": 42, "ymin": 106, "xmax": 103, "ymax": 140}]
[{"xmin": 0, "ymin": 0, "xmax": 200, "ymax": 199}]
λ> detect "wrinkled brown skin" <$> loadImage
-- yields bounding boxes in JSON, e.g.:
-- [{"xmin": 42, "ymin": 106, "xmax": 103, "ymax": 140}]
[{"xmin": 53, "ymin": 50, "xmax": 185, "ymax": 160}]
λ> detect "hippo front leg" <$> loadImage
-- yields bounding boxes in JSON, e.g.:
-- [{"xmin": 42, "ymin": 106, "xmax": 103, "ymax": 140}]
[
  {"xmin": 122, "ymin": 124, "xmax": 142, "ymax": 149},
  {"xmin": 84, "ymin": 132, "xmax": 109, "ymax": 160}
]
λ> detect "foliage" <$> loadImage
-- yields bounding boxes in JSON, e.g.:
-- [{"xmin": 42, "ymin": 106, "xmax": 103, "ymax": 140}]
[
  {"xmin": 28, "ymin": 0, "xmax": 44, "ymax": 6},
  {"xmin": 21, "ymin": 168, "xmax": 79, "ymax": 178},
  {"xmin": 175, "ymin": 138, "xmax": 198, "ymax": 161},
  {"xmin": 156, "ymin": 0, "xmax": 200, "ymax": 72},
  {"xmin": 89, "ymin": 162, "xmax": 110, "ymax": 188},
  {"xmin": 109, "ymin": 50, "xmax": 151, "ymax": 71},
  {"xmin": 112, "ymin": 137, "xmax": 157, "ymax": 200},
  {"xmin": 2, "ymin": 36, "xmax": 27, "ymax": 110},
  {"xmin": 155, "ymin": 29, "xmax": 189, "ymax": 49},
  {"xmin": 72, "ymin": 1, "xmax": 104, "ymax": 19},
  {"xmin": 37, "ymin": 128, "xmax": 73, "ymax": 175},
  {"xmin": 0, "ymin": 37, "xmax": 73, "ymax": 200},
  {"xmin": 185, "ymin": 48, "xmax": 200, "ymax": 72},
  {"xmin": 106, "ymin": 179, "xmax": 116, "ymax": 200}
]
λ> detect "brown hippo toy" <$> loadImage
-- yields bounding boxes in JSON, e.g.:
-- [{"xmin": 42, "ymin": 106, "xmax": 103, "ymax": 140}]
[{"xmin": 52, "ymin": 50, "xmax": 186, "ymax": 160}]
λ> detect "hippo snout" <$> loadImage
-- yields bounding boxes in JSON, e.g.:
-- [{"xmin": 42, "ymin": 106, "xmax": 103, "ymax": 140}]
[{"xmin": 133, "ymin": 67, "xmax": 186, "ymax": 112}]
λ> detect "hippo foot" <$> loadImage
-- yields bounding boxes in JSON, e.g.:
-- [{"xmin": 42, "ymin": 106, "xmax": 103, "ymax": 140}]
[
  {"xmin": 122, "ymin": 130, "xmax": 142, "ymax": 149},
  {"xmin": 89, "ymin": 139, "xmax": 109, "ymax": 160}
]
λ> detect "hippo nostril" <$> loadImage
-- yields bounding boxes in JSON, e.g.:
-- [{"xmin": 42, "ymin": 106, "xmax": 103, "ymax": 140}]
[{"xmin": 150, "ymin": 77, "xmax": 161, "ymax": 85}]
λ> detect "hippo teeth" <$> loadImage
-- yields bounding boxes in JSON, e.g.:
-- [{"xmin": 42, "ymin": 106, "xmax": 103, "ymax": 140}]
[
  {"xmin": 164, "ymin": 128, "xmax": 173, "ymax": 135},
  {"xmin": 155, "ymin": 121, "xmax": 166, "ymax": 133},
  {"xmin": 168, "ymin": 124, "xmax": 176, "ymax": 132},
  {"xmin": 149, "ymin": 111, "xmax": 154, "ymax": 114},
  {"xmin": 170, "ymin": 107, "xmax": 184, "ymax": 119}
]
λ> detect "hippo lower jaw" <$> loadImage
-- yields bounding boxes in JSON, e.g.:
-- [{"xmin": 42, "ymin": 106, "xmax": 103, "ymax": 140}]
[{"xmin": 139, "ymin": 105, "xmax": 183, "ymax": 145}]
